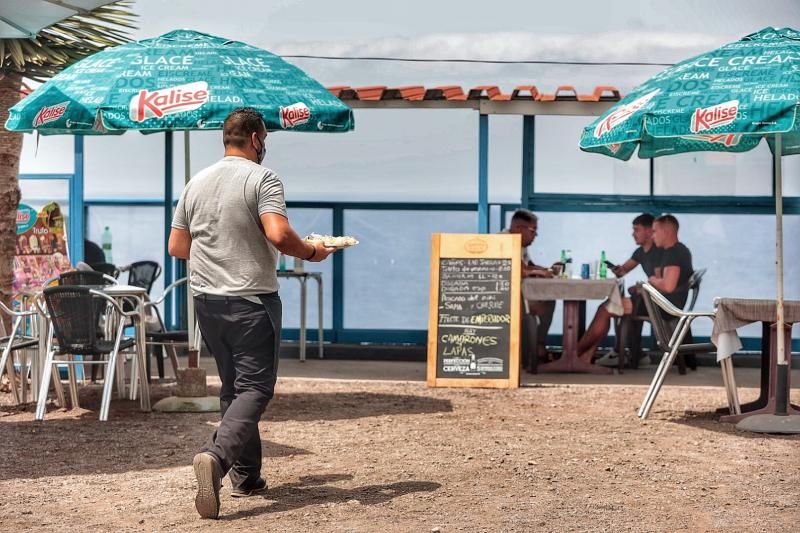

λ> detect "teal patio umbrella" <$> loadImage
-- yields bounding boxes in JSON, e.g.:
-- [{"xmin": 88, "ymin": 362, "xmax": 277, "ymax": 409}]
[
  {"xmin": 5, "ymin": 29, "xmax": 354, "ymax": 134},
  {"xmin": 579, "ymin": 26, "xmax": 799, "ymax": 432},
  {"xmin": 6, "ymin": 29, "xmax": 355, "ymax": 355}
]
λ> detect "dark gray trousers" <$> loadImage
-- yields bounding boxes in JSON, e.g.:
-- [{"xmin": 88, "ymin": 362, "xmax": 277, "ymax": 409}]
[{"xmin": 194, "ymin": 293, "xmax": 282, "ymax": 490}]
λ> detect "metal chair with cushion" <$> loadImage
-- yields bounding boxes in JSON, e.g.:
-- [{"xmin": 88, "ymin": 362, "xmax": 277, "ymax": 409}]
[
  {"xmin": 636, "ymin": 282, "xmax": 739, "ymax": 420},
  {"xmin": 35, "ymin": 286, "xmax": 137, "ymax": 421}
]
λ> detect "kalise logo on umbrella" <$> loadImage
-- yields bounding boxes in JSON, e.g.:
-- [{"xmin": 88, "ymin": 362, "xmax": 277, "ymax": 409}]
[
  {"xmin": 593, "ymin": 89, "xmax": 660, "ymax": 138},
  {"xmin": 690, "ymin": 100, "xmax": 739, "ymax": 133},
  {"xmin": 279, "ymin": 102, "xmax": 311, "ymax": 129},
  {"xmin": 129, "ymin": 81, "xmax": 209, "ymax": 122},
  {"xmin": 33, "ymin": 102, "xmax": 69, "ymax": 127}
]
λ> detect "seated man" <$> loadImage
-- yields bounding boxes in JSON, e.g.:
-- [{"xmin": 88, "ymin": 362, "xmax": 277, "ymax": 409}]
[
  {"xmin": 508, "ymin": 209, "xmax": 556, "ymax": 369},
  {"xmin": 575, "ymin": 213, "xmax": 662, "ymax": 365},
  {"xmin": 649, "ymin": 214, "xmax": 696, "ymax": 370},
  {"xmin": 649, "ymin": 214, "xmax": 693, "ymax": 311}
]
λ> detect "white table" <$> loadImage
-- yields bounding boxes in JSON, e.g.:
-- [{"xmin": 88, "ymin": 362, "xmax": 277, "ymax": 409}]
[
  {"xmin": 278, "ymin": 271, "xmax": 323, "ymax": 362},
  {"xmin": 103, "ymin": 284, "xmax": 150, "ymax": 411}
]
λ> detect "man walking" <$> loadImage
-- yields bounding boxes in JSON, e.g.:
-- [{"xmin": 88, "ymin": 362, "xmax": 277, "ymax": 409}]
[{"xmin": 169, "ymin": 107, "xmax": 335, "ymax": 519}]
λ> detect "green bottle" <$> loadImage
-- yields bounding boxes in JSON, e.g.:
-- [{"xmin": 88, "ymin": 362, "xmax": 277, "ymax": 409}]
[{"xmin": 599, "ymin": 250, "xmax": 607, "ymax": 279}]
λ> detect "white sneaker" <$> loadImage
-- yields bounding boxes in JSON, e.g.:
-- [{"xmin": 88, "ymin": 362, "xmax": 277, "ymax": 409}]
[{"xmin": 595, "ymin": 350, "xmax": 620, "ymax": 367}]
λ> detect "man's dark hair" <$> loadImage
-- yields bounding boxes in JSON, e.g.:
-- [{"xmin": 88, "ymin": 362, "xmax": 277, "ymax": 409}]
[
  {"xmin": 511, "ymin": 208, "xmax": 538, "ymax": 224},
  {"xmin": 223, "ymin": 107, "xmax": 265, "ymax": 149},
  {"xmin": 632, "ymin": 213, "xmax": 655, "ymax": 227},
  {"xmin": 655, "ymin": 213, "xmax": 680, "ymax": 231}
]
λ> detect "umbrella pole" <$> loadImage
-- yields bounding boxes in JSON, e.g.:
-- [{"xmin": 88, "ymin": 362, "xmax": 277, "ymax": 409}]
[
  {"xmin": 773, "ymin": 132, "xmax": 788, "ymax": 414},
  {"xmin": 736, "ymin": 133, "xmax": 800, "ymax": 434},
  {"xmin": 184, "ymin": 130, "xmax": 197, "ymax": 362}
]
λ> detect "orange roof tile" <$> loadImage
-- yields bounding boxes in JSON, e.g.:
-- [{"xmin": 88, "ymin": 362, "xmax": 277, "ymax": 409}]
[{"xmin": 326, "ymin": 85, "xmax": 621, "ymax": 104}]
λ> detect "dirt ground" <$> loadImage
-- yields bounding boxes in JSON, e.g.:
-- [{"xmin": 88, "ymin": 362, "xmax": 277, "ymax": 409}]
[{"xmin": 0, "ymin": 374, "xmax": 798, "ymax": 532}]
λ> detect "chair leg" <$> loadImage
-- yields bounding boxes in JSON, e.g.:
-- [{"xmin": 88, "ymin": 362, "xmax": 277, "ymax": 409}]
[
  {"xmin": 66, "ymin": 355, "xmax": 80, "ymax": 409},
  {"xmin": 99, "ymin": 352, "xmax": 118, "ymax": 422},
  {"xmin": 155, "ymin": 344, "xmax": 165, "ymax": 380},
  {"xmin": 638, "ymin": 349, "xmax": 671, "ymax": 418},
  {"xmin": 0, "ymin": 343, "xmax": 20, "ymax": 405},
  {"xmin": 20, "ymin": 355, "xmax": 28, "ymax": 403},
  {"xmin": 129, "ymin": 350, "xmax": 139, "ymax": 401},
  {"xmin": 168, "ymin": 346, "xmax": 179, "ymax": 378},
  {"xmin": 115, "ymin": 351, "xmax": 126, "ymax": 400},
  {"xmin": 52, "ymin": 361, "xmax": 66, "ymax": 409},
  {"xmin": 676, "ymin": 354, "xmax": 687, "ymax": 375},
  {"xmin": 638, "ymin": 319, "xmax": 693, "ymax": 419},
  {"xmin": 101, "ymin": 321, "xmax": 129, "ymax": 421},
  {"xmin": 35, "ymin": 349, "xmax": 56, "ymax": 421}
]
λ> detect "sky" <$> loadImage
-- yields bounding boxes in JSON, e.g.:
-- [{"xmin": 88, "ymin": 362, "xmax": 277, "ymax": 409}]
[{"xmin": 19, "ymin": 0, "xmax": 800, "ymax": 203}]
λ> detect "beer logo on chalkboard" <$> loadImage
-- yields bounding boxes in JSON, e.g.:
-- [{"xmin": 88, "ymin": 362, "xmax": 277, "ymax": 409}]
[
  {"xmin": 690, "ymin": 100, "xmax": 739, "ymax": 133},
  {"xmin": 129, "ymin": 81, "xmax": 209, "ymax": 122},
  {"xmin": 33, "ymin": 101, "xmax": 69, "ymax": 127},
  {"xmin": 279, "ymin": 102, "xmax": 311, "ymax": 129},
  {"xmin": 464, "ymin": 238, "xmax": 488, "ymax": 254}
]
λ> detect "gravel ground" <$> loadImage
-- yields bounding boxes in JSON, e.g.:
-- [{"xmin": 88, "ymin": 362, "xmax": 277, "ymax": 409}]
[{"xmin": 0, "ymin": 377, "xmax": 798, "ymax": 532}]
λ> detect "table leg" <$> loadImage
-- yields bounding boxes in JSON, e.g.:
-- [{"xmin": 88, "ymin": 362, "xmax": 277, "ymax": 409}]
[
  {"xmin": 299, "ymin": 278, "xmax": 307, "ymax": 362},
  {"xmin": 134, "ymin": 296, "xmax": 150, "ymax": 411},
  {"xmin": 538, "ymin": 300, "xmax": 612, "ymax": 375},
  {"xmin": 721, "ymin": 322, "xmax": 799, "ymax": 423},
  {"xmin": 317, "ymin": 275, "xmax": 324, "ymax": 359}
]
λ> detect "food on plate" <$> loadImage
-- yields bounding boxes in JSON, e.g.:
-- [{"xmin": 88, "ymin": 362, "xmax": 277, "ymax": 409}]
[{"xmin": 303, "ymin": 234, "xmax": 359, "ymax": 248}]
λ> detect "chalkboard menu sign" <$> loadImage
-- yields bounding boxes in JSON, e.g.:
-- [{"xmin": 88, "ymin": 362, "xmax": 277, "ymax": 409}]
[{"xmin": 427, "ymin": 234, "xmax": 521, "ymax": 388}]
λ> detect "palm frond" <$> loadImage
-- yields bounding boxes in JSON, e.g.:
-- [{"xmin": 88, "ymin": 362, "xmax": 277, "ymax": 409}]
[{"xmin": 0, "ymin": 0, "xmax": 137, "ymax": 82}]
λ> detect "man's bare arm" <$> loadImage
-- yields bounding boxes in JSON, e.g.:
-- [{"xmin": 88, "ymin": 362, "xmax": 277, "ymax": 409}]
[
  {"xmin": 648, "ymin": 265, "xmax": 680, "ymax": 293},
  {"xmin": 260, "ymin": 212, "xmax": 334, "ymax": 262},
  {"xmin": 168, "ymin": 228, "xmax": 192, "ymax": 260}
]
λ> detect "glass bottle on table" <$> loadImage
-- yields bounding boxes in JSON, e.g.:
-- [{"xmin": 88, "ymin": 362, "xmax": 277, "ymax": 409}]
[
  {"xmin": 599, "ymin": 250, "xmax": 607, "ymax": 279},
  {"xmin": 564, "ymin": 249, "xmax": 573, "ymax": 279},
  {"xmin": 101, "ymin": 226, "xmax": 113, "ymax": 263},
  {"xmin": 558, "ymin": 249, "xmax": 567, "ymax": 278}
]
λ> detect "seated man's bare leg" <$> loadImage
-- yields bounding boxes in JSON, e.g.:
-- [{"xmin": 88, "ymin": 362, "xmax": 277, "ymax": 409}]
[{"xmin": 577, "ymin": 306, "xmax": 612, "ymax": 358}]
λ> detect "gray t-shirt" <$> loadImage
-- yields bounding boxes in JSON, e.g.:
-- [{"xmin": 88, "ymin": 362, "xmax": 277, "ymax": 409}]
[{"xmin": 172, "ymin": 156, "xmax": 287, "ymax": 296}]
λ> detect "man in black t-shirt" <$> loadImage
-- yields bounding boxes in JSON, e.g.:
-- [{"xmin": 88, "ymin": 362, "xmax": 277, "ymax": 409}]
[
  {"xmin": 650, "ymin": 214, "xmax": 693, "ymax": 310},
  {"xmin": 579, "ymin": 213, "xmax": 661, "ymax": 366}
]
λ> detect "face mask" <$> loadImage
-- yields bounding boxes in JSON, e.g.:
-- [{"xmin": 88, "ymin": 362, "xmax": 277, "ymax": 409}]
[{"xmin": 253, "ymin": 135, "xmax": 266, "ymax": 164}]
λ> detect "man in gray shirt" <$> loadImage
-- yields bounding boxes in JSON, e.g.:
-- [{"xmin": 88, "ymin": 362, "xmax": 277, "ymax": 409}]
[{"xmin": 169, "ymin": 107, "xmax": 334, "ymax": 519}]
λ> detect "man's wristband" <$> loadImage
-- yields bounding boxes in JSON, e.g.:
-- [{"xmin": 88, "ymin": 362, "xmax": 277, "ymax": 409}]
[{"xmin": 305, "ymin": 245, "xmax": 316, "ymax": 261}]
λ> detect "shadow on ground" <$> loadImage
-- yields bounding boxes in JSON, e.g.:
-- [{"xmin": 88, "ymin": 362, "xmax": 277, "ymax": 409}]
[
  {"xmin": 666, "ymin": 409, "xmax": 800, "ymax": 440},
  {"xmin": 0, "ymin": 385, "xmax": 453, "ymax": 481},
  {"xmin": 221, "ymin": 473, "xmax": 441, "ymax": 520}
]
